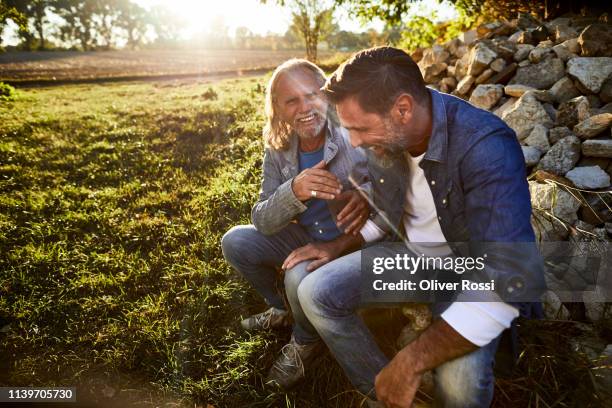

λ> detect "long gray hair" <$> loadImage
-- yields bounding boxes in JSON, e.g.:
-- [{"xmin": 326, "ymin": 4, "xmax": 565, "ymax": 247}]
[{"xmin": 263, "ymin": 59, "xmax": 328, "ymax": 151}]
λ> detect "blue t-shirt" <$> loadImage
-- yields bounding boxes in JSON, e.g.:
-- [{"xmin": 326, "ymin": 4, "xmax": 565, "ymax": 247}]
[{"xmin": 297, "ymin": 147, "xmax": 342, "ymax": 241}]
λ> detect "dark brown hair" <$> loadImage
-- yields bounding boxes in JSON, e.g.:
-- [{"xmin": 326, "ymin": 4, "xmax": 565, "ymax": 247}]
[{"xmin": 322, "ymin": 46, "xmax": 429, "ymax": 114}]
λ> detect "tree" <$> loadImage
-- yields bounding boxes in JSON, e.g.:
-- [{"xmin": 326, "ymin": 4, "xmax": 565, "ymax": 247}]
[
  {"xmin": 4, "ymin": 0, "xmax": 36, "ymax": 50},
  {"xmin": 148, "ymin": 5, "xmax": 183, "ymax": 46},
  {"xmin": 116, "ymin": 0, "xmax": 148, "ymax": 50},
  {"xmin": 332, "ymin": 0, "xmax": 608, "ymax": 25},
  {"xmin": 0, "ymin": 1, "xmax": 27, "ymax": 49},
  {"xmin": 53, "ymin": 0, "xmax": 98, "ymax": 50},
  {"xmin": 93, "ymin": 0, "xmax": 121, "ymax": 49},
  {"xmin": 287, "ymin": 0, "xmax": 337, "ymax": 62}
]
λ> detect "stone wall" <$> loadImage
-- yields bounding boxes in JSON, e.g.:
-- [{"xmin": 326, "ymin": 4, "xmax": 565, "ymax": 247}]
[{"xmin": 412, "ymin": 13, "xmax": 612, "ymax": 323}]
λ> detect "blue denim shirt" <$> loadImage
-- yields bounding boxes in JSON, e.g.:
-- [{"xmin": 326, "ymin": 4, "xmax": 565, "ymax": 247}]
[{"xmin": 367, "ymin": 89, "xmax": 546, "ymax": 311}]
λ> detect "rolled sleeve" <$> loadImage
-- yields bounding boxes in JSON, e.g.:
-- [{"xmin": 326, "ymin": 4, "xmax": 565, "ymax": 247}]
[
  {"xmin": 360, "ymin": 219, "xmax": 385, "ymax": 243},
  {"xmin": 441, "ymin": 301, "xmax": 519, "ymax": 347}
]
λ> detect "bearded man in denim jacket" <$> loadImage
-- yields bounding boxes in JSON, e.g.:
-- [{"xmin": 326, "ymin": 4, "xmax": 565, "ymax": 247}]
[
  {"xmin": 221, "ymin": 59, "xmax": 370, "ymax": 389},
  {"xmin": 287, "ymin": 47, "xmax": 546, "ymax": 407}
]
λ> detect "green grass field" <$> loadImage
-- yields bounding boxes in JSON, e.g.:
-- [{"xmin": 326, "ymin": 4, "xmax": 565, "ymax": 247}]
[
  {"xmin": 0, "ymin": 78, "xmax": 605, "ymax": 408},
  {"xmin": 0, "ymin": 77, "xmax": 388, "ymax": 407}
]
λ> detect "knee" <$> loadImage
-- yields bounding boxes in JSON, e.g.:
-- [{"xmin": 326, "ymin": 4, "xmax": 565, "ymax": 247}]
[
  {"xmin": 284, "ymin": 262, "xmax": 309, "ymax": 299},
  {"xmin": 297, "ymin": 271, "xmax": 352, "ymax": 317},
  {"xmin": 221, "ymin": 225, "xmax": 256, "ymax": 263},
  {"xmin": 297, "ymin": 273, "xmax": 318, "ymax": 315}
]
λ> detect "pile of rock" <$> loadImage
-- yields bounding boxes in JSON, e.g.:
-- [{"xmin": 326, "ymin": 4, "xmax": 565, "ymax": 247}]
[{"xmin": 414, "ymin": 14, "xmax": 612, "ymax": 323}]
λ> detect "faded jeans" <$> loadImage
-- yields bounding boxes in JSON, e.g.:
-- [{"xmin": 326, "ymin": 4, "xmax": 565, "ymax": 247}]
[
  {"xmin": 222, "ymin": 225, "xmax": 500, "ymax": 406},
  {"xmin": 221, "ymin": 223, "xmax": 321, "ymax": 344},
  {"xmin": 297, "ymin": 249, "xmax": 502, "ymax": 407}
]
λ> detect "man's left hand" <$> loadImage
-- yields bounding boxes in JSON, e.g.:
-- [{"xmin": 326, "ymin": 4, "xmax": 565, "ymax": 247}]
[
  {"xmin": 375, "ymin": 349, "xmax": 422, "ymax": 408},
  {"xmin": 282, "ymin": 241, "xmax": 343, "ymax": 272},
  {"xmin": 335, "ymin": 190, "xmax": 369, "ymax": 236}
]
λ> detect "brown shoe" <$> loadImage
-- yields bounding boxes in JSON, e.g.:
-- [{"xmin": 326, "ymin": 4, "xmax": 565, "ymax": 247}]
[
  {"xmin": 265, "ymin": 335, "xmax": 321, "ymax": 390},
  {"xmin": 240, "ymin": 307, "xmax": 290, "ymax": 331}
]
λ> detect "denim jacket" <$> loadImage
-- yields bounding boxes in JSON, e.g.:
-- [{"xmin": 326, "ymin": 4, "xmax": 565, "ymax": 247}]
[
  {"xmin": 252, "ymin": 120, "xmax": 369, "ymax": 236},
  {"xmin": 367, "ymin": 89, "xmax": 546, "ymax": 309}
]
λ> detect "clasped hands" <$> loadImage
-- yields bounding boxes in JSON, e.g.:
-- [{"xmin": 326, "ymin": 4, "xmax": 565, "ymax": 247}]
[{"xmin": 286, "ymin": 160, "xmax": 369, "ymax": 272}]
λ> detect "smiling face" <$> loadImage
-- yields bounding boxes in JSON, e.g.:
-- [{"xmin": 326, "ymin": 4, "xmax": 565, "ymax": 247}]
[
  {"xmin": 274, "ymin": 68, "xmax": 328, "ymax": 141},
  {"xmin": 335, "ymin": 95, "xmax": 409, "ymax": 158},
  {"xmin": 335, "ymin": 93, "xmax": 431, "ymax": 160}
]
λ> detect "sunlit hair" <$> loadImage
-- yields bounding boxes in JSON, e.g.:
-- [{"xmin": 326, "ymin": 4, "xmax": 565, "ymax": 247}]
[{"xmin": 263, "ymin": 59, "xmax": 327, "ymax": 151}]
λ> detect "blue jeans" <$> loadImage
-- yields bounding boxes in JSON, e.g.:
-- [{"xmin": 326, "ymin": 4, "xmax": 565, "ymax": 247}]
[
  {"xmin": 297, "ymin": 250, "xmax": 502, "ymax": 407},
  {"xmin": 221, "ymin": 223, "xmax": 321, "ymax": 344}
]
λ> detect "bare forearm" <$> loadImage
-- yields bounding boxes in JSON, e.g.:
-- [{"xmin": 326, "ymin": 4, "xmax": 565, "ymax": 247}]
[
  {"xmin": 332, "ymin": 233, "xmax": 364, "ymax": 255},
  {"xmin": 398, "ymin": 318, "xmax": 478, "ymax": 374}
]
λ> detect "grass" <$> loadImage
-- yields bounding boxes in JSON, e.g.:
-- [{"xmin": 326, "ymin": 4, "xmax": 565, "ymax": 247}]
[
  {"xmin": 0, "ymin": 77, "xmax": 378, "ymax": 407},
  {"xmin": 0, "ymin": 77, "xmax": 607, "ymax": 407}
]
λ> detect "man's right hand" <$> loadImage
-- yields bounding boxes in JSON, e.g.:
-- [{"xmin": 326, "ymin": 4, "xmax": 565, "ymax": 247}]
[{"xmin": 292, "ymin": 160, "xmax": 342, "ymax": 201}]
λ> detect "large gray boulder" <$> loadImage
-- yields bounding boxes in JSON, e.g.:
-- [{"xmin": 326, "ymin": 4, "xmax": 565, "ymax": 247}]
[
  {"xmin": 549, "ymin": 126, "xmax": 574, "ymax": 144},
  {"xmin": 537, "ymin": 135, "xmax": 581, "ymax": 175},
  {"xmin": 514, "ymin": 44, "xmax": 535, "ymax": 61},
  {"xmin": 502, "ymin": 92, "xmax": 553, "ymax": 139},
  {"xmin": 469, "ymin": 84, "xmax": 504, "ymax": 109},
  {"xmin": 522, "ymin": 146, "xmax": 543, "ymax": 166},
  {"xmin": 422, "ymin": 62, "xmax": 448, "ymax": 83},
  {"xmin": 565, "ymin": 166, "xmax": 611, "ymax": 189},
  {"xmin": 577, "ymin": 24, "xmax": 612, "ymax": 57},
  {"xmin": 548, "ymin": 77, "xmax": 581, "ymax": 104},
  {"xmin": 455, "ymin": 75, "xmax": 475, "ymax": 95},
  {"xmin": 557, "ymin": 96, "xmax": 590, "ymax": 128},
  {"xmin": 573, "ymin": 113, "xmax": 612, "ymax": 139},
  {"xmin": 509, "ymin": 57, "xmax": 565, "ymax": 89},
  {"xmin": 466, "ymin": 43, "xmax": 498, "ymax": 77},
  {"xmin": 529, "ymin": 181, "xmax": 581, "ymax": 222},
  {"xmin": 524, "ymin": 124, "xmax": 550, "ymax": 152},
  {"xmin": 566, "ymin": 57, "xmax": 612, "ymax": 94},
  {"xmin": 582, "ymin": 139, "xmax": 612, "ymax": 158}
]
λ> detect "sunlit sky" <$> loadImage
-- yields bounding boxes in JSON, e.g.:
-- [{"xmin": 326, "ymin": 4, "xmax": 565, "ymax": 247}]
[{"xmin": 2, "ymin": 0, "xmax": 458, "ymax": 45}]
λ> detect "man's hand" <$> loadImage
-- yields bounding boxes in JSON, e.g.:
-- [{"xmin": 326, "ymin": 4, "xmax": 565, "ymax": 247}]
[
  {"xmin": 375, "ymin": 350, "xmax": 422, "ymax": 408},
  {"xmin": 335, "ymin": 190, "xmax": 369, "ymax": 235},
  {"xmin": 375, "ymin": 318, "xmax": 478, "ymax": 407},
  {"xmin": 282, "ymin": 241, "xmax": 343, "ymax": 272},
  {"xmin": 292, "ymin": 160, "xmax": 342, "ymax": 201}
]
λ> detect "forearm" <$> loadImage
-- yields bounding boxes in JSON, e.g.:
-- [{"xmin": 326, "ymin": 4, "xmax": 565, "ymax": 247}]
[
  {"xmin": 251, "ymin": 178, "xmax": 307, "ymax": 235},
  {"xmin": 397, "ymin": 318, "xmax": 477, "ymax": 374},
  {"xmin": 333, "ymin": 232, "xmax": 365, "ymax": 254}
]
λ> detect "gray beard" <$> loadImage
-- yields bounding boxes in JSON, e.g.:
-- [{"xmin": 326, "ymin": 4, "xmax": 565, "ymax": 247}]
[{"xmin": 295, "ymin": 117, "xmax": 326, "ymax": 140}]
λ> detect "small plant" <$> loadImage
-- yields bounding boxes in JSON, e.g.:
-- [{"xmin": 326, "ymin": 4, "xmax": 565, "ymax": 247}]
[
  {"xmin": 201, "ymin": 87, "xmax": 218, "ymax": 100},
  {"xmin": 0, "ymin": 81, "xmax": 16, "ymax": 101}
]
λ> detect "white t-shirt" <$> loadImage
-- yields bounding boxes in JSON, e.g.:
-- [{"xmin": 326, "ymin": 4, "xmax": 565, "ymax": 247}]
[{"xmin": 359, "ymin": 153, "xmax": 518, "ymax": 347}]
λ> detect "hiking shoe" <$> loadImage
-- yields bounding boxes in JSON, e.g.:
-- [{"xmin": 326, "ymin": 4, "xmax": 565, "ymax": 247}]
[
  {"xmin": 265, "ymin": 335, "xmax": 321, "ymax": 390},
  {"xmin": 240, "ymin": 307, "xmax": 290, "ymax": 331}
]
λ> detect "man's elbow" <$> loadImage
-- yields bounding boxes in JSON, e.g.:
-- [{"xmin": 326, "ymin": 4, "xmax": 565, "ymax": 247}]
[{"xmin": 250, "ymin": 209, "xmax": 277, "ymax": 236}]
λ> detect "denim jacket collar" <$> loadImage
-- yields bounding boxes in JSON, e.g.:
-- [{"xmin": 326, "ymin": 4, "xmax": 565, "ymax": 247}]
[
  {"xmin": 281, "ymin": 120, "xmax": 339, "ymax": 174},
  {"xmin": 423, "ymin": 89, "xmax": 449, "ymax": 164}
]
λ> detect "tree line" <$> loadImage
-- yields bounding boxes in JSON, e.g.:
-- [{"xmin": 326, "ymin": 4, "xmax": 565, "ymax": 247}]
[{"xmin": 1, "ymin": 0, "xmax": 604, "ymax": 58}]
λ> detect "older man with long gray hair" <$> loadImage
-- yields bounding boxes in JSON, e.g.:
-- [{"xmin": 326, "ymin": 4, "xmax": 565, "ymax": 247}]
[{"xmin": 221, "ymin": 59, "xmax": 370, "ymax": 389}]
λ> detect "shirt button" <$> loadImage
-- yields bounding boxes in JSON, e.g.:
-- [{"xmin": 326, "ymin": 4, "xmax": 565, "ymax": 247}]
[
  {"xmin": 380, "ymin": 178, "xmax": 385, "ymax": 183},
  {"xmin": 442, "ymin": 198, "xmax": 447, "ymax": 204},
  {"xmin": 314, "ymin": 221, "xmax": 319, "ymax": 226},
  {"xmin": 431, "ymin": 180, "xmax": 436, "ymax": 186}
]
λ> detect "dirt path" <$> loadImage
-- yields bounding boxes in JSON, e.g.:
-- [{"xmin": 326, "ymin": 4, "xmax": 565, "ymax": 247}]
[{"xmin": 3, "ymin": 66, "xmax": 272, "ymax": 88}]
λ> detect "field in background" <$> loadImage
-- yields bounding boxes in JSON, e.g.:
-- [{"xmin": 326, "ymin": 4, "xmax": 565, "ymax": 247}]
[
  {"xmin": 0, "ymin": 50, "xmax": 345, "ymax": 83},
  {"xmin": 0, "ymin": 75, "xmax": 603, "ymax": 407}
]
